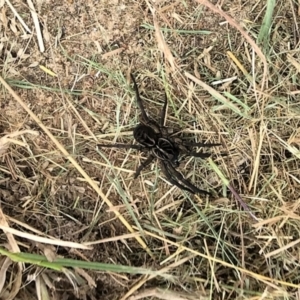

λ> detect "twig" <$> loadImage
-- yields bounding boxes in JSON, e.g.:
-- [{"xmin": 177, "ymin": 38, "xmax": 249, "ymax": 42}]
[
  {"xmin": 227, "ymin": 184, "xmax": 259, "ymax": 222},
  {"xmin": 5, "ymin": 0, "xmax": 31, "ymax": 33},
  {"xmin": 26, "ymin": 0, "xmax": 44, "ymax": 52}
]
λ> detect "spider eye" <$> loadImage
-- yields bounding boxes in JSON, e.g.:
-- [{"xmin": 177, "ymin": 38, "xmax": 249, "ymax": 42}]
[{"xmin": 134, "ymin": 124, "xmax": 157, "ymax": 147}]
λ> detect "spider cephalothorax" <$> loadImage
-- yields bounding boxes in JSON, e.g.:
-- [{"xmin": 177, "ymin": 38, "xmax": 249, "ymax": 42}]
[{"xmin": 98, "ymin": 73, "xmax": 220, "ymax": 195}]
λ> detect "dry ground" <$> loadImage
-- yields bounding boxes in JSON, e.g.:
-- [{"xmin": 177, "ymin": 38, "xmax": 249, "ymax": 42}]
[{"xmin": 0, "ymin": 0, "xmax": 300, "ymax": 299}]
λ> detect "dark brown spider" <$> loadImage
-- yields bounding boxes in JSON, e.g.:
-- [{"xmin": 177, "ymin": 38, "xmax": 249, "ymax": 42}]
[{"xmin": 97, "ymin": 73, "xmax": 220, "ymax": 195}]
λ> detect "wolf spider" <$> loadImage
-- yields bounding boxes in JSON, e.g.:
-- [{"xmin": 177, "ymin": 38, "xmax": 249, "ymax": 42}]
[{"xmin": 97, "ymin": 73, "xmax": 220, "ymax": 195}]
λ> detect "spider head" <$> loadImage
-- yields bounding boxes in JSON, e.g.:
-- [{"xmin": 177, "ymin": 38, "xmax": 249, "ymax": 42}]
[
  {"xmin": 153, "ymin": 138, "xmax": 180, "ymax": 167},
  {"xmin": 133, "ymin": 124, "xmax": 158, "ymax": 147}
]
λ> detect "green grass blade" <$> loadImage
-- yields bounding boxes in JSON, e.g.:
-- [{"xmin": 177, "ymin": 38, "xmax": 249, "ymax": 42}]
[{"xmin": 257, "ymin": 0, "xmax": 276, "ymax": 53}]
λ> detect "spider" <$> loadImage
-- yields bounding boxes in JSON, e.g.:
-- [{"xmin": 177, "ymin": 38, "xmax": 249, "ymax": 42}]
[{"xmin": 97, "ymin": 73, "xmax": 220, "ymax": 195}]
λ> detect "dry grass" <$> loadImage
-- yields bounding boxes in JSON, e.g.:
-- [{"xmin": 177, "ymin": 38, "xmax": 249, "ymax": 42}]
[{"xmin": 0, "ymin": 0, "xmax": 300, "ymax": 299}]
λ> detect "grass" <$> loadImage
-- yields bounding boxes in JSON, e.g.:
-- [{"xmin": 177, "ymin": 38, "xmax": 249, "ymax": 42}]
[{"xmin": 0, "ymin": 0, "xmax": 300, "ymax": 299}]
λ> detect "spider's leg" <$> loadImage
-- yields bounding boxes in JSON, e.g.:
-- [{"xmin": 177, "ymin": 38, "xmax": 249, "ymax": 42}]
[
  {"xmin": 185, "ymin": 152, "xmax": 211, "ymax": 158},
  {"xmin": 160, "ymin": 161, "xmax": 195, "ymax": 193},
  {"xmin": 134, "ymin": 154, "xmax": 155, "ymax": 179},
  {"xmin": 162, "ymin": 161, "xmax": 211, "ymax": 195},
  {"xmin": 160, "ymin": 92, "xmax": 168, "ymax": 127},
  {"xmin": 130, "ymin": 73, "xmax": 149, "ymax": 122},
  {"xmin": 181, "ymin": 151, "xmax": 227, "ymax": 163},
  {"xmin": 97, "ymin": 143, "xmax": 144, "ymax": 150},
  {"xmin": 183, "ymin": 142, "xmax": 221, "ymax": 148}
]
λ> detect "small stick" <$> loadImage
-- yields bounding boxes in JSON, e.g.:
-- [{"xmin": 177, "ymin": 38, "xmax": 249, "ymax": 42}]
[
  {"xmin": 27, "ymin": 0, "xmax": 44, "ymax": 52},
  {"xmin": 5, "ymin": 0, "xmax": 31, "ymax": 33}
]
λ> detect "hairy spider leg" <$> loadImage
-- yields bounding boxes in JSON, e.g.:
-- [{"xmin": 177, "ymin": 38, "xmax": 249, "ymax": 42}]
[
  {"xmin": 160, "ymin": 160, "xmax": 194, "ymax": 193},
  {"xmin": 167, "ymin": 162, "xmax": 211, "ymax": 195},
  {"xmin": 183, "ymin": 142, "xmax": 221, "ymax": 148},
  {"xmin": 130, "ymin": 73, "xmax": 149, "ymax": 123},
  {"xmin": 97, "ymin": 143, "xmax": 145, "ymax": 151},
  {"xmin": 160, "ymin": 93, "xmax": 168, "ymax": 127},
  {"xmin": 97, "ymin": 142, "xmax": 154, "ymax": 177},
  {"xmin": 160, "ymin": 160, "xmax": 211, "ymax": 195},
  {"xmin": 130, "ymin": 73, "xmax": 162, "ymax": 133},
  {"xmin": 185, "ymin": 152, "xmax": 211, "ymax": 158},
  {"xmin": 134, "ymin": 155, "xmax": 155, "ymax": 179}
]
